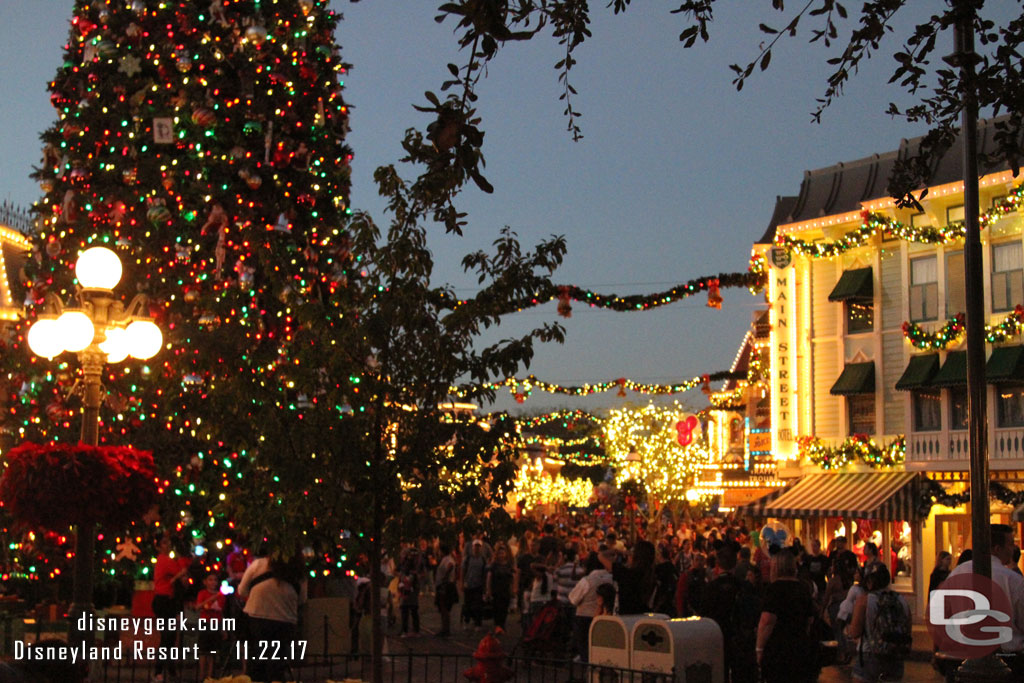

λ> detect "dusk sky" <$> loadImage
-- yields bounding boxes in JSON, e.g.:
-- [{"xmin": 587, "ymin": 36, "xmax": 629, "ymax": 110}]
[{"xmin": 0, "ymin": 2, "xmax": 1002, "ymax": 416}]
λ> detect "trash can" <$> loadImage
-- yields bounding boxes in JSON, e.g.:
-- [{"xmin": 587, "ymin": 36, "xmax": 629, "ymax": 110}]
[
  {"xmin": 588, "ymin": 613, "xmax": 669, "ymax": 681},
  {"xmin": 630, "ymin": 617, "xmax": 724, "ymax": 683}
]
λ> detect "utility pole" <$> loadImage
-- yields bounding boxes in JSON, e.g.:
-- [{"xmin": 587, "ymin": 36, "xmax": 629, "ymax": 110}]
[{"xmin": 953, "ymin": 1, "xmax": 1011, "ymax": 679}]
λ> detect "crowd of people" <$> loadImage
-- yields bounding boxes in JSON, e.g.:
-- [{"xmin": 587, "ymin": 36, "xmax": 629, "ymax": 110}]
[{"xmin": 369, "ymin": 513, "xmax": 923, "ymax": 683}]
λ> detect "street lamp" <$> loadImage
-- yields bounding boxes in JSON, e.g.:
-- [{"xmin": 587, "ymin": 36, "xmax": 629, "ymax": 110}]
[
  {"xmin": 626, "ymin": 450, "xmax": 641, "ymax": 544},
  {"xmin": 25, "ymin": 246, "xmax": 162, "ymax": 646}
]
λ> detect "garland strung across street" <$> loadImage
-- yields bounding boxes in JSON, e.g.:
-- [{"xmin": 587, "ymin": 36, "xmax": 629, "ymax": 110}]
[
  {"xmin": 902, "ymin": 306, "xmax": 1024, "ymax": 350},
  {"xmin": 777, "ymin": 184, "xmax": 1024, "ymax": 257},
  {"xmin": 452, "ymin": 370, "xmax": 745, "ymax": 403},
  {"xmin": 513, "ymin": 410, "xmax": 603, "ymax": 429},
  {"xmin": 439, "ymin": 271, "xmax": 765, "ymax": 316},
  {"xmin": 798, "ymin": 434, "xmax": 906, "ymax": 470}
]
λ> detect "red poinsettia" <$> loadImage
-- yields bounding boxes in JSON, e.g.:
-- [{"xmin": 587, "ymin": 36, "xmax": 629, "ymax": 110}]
[{"xmin": 0, "ymin": 442, "xmax": 156, "ymax": 530}]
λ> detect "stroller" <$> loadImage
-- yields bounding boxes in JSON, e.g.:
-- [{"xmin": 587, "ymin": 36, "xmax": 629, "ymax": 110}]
[{"xmin": 513, "ymin": 596, "xmax": 569, "ymax": 658}]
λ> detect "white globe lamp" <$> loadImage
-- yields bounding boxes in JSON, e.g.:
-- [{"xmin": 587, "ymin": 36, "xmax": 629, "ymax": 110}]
[
  {"xmin": 76, "ymin": 247, "xmax": 122, "ymax": 290},
  {"xmin": 99, "ymin": 326, "xmax": 130, "ymax": 363},
  {"xmin": 126, "ymin": 320, "xmax": 162, "ymax": 359},
  {"xmin": 56, "ymin": 310, "xmax": 96, "ymax": 353},
  {"xmin": 26, "ymin": 318, "xmax": 64, "ymax": 358}
]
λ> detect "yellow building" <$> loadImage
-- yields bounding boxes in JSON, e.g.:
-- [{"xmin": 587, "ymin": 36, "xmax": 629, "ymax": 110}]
[
  {"xmin": 703, "ymin": 310, "xmax": 787, "ymax": 510},
  {"xmin": 741, "ymin": 118, "xmax": 1024, "ymax": 616}
]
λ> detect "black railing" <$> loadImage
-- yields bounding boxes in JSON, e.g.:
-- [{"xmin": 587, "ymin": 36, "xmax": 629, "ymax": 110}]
[
  {"xmin": 85, "ymin": 653, "xmax": 677, "ymax": 683},
  {"xmin": 0, "ymin": 202, "xmax": 34, "ymax": 235}
]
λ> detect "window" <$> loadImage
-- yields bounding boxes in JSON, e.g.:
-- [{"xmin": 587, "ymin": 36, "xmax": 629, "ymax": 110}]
[
  {"xmin": 911, "ymin": 213, "xmax": 931, "ymax": 228},
  {"xmin": 947, "ymin": 205, "xmax": 965, "ymax": 225},
  {"xmin": 913, "ymin": 389, "xmax": 942, "ymax": 431},
  {"xmin": 998, "ymin": 384, "xmax": 1024, "ymax": 428},
  {"xmin": 992, "ymin": 242, "xmax": 1023, "ymax": 312},
  {"xmin": 950, "ymin": 387, "xmax": 969, "ymax": 431},
  {"xmin": 910, "ymin": 256, "xmax": 938, "ymax": 322},
  {"xmin": 946, "ymin": 251, "xmax": 965, "ymax": 318},
  {"xmin": 729, "ymin": 418, "xmax": 744, "ymax": 447},
  {"xmin": 848, "ymin": 394, "xmax": 876, "ymax": 435},
  {"xmin": 846, "ymin": 301, "xmax": 873, "ymax": 333}
]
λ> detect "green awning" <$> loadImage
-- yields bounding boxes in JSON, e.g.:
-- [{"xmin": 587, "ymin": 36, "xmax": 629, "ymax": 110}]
[
  {"xmin": 828, "ymin": 267, "xmax": 873, "ymax": 302},
  {"xmin": 895, "ymin": 354, "xmax": 939, "ymax": 391},
  {"xmin": 830, "ymin": 361, "xmax": 876, "ymax": 395},
  {"xmin": 932, "ymin": 351, "xmax": 967, "ymax": 388},
  {"xmin": 987, "ymin": 346, "xmax": 1024, "ymax": 383}
]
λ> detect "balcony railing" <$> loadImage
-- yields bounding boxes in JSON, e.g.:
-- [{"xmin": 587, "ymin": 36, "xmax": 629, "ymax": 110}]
[{"xmin": 908, "ymin": 426, "xmax": 1024, "ymax": 465}]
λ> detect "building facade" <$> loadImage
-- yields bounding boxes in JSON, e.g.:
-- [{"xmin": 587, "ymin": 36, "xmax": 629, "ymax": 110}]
[{"xmin": 746, "ymin": 118, "xmax": 1024, "ymax": 615}]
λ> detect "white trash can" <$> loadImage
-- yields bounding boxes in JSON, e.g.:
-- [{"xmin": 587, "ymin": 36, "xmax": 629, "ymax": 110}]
[
  {"xmin": 630, "ymin": 616, "xmax": 724, "ymax": 683},
  {"xmin": 588, "ymin": 613, "xmax": 669, "ymax": 682}
]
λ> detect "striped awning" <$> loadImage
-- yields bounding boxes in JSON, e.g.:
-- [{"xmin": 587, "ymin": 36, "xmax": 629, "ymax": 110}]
[
  {"xmin": 740, "ymin": 472, "xmax": 922, "ymax": 521},
  {"xmin": 733, "ymin": 486, "xmax": 789, "ymax": 517}
]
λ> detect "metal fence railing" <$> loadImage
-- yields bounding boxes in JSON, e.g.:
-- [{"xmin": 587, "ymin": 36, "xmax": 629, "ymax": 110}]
[{"xmin": 85, "ymin": 653, "xmax": 678, "ymax": 683}]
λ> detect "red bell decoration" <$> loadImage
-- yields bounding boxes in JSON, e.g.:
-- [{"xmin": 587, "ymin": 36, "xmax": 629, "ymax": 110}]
[
  {"xmin": 463, "ymin": 633, "xmax": 514, "ymax": 683},
  {"xmin": 513, "ymin": 393, "xmax": 525, "ymax": 404},
  {"xmin": 700, "ymin": 373, "xmax": 711, "ymax": 395},
  {"xmin": 707, "ymin": 278, "xmax": 723, "ymax": 309},
  {"xmin": 617, "ymin": 378, "xmax": 627, "ymax": 397},
  {"xmin": 557, "ymin": 285, "xmax": 572, "ymax": 318}
]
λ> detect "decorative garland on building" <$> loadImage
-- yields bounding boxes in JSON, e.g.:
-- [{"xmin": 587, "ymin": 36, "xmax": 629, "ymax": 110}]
[
  {"xmin": 777, "ymin": 185, "xmax": 1024, "ymax": 258},
  {"xmin": 917, "ymin": 479, "xmax": 1024, "ymax": 519},
  {"xmin": 798, "ymin": 434, "xmax": 906, "ymax": 470},
  {"xmin": 451, "ymin": 370, "xmax": 744, "ymax": 402},
  {"xmin": 902, "ymin": 305, "xmax": 1024, "ymax": 350},
  {"xmin": 439, "ymin": 271, "xmax": 765, "ymax": 316}
]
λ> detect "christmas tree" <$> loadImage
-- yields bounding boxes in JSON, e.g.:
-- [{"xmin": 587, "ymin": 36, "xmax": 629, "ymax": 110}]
[{"xmin": 8, "ymin": 0, "xmax": 355, "ymax": 585}]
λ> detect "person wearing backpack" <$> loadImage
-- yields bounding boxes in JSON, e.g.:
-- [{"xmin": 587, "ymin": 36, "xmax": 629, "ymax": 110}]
[{"xmin": 847, "ymin": 564, "xmax": 911, "ymax": 682}]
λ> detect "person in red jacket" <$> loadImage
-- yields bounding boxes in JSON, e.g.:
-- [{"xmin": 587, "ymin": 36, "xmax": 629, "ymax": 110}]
[
  {"xmin": 195, "ymin": 572, "xmax": 227, "ymax": 680},
  {"xmin": 150, "ymin": 535, "xmax": 189, "ymax": 683}
]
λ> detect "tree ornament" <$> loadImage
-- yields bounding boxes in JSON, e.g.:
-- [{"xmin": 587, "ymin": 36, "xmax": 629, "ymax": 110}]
[
  {"xmin": 124, "ymin": 22, "xmax": 142, "ymax": 42},
  {"xmin": 298, "ymin": 0, "xmax": 315, "ymax": 15},
  {"xmin": 176, "ymin": 55, "xmax": 192, "ymax": 73},
  {"xmin": 45, "ymin": 238, "xmax": 61, "ymax": 259},
  {"xmin": 242, "ymin": 120, "xmax": 263, "ymax": 139},
  {"xmin": 147, "ymin": 203, "xmax": 171, "ymax": 226},
  {"xmin": 114, "ymin": 539, "xmax": 140, "ymax": 562},
  {"xmin": 706, "ymin": 279, "xmax": 722, "ymax": 309},
  {"xmin": 184, "ymin": 288, "xmax": 199, "ymax": 304},
  {"xmin": 245, "ymin": 25, "xmax": 268, "ymax": 46},
  {"xmin": 61, "ymin": 123, "xmax": 82, "ymax": 140},
  {"xmin": 191, "ymin": 107, "xmax": 216, "ymax": 128},
  {"xmin": 96, "ymin": 40, "xmax": 118, "ymax": 60},
  {"xmin": 122, "ymin": 167, "xmax": 138, "ymax": 185},
  {"xmin": 245, "ymin": 173, "xmax": 262, "ymax": 190},
  {"xmin": 39, "ymin": 178, "xmax": 55, "ymax": 193},
  {"xmin": 69, "ymin": 167, "xmax": 88, "ymax": 186},
  {"xmin": 45, "ymin": 401, "xmax": 67, "ymax": 423},
  {"xmin": 209, "ymin": 0, "xmax": 229, "ymax": 27},
  {"xmin": 119, "ymin": 54, "xmax": 142, "ymax": 77}
]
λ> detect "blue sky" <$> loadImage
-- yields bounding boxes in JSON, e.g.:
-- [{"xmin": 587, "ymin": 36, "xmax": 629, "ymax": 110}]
[{"xmin": 0, "ymin": 2, "xmax": 983, "ymax": 415}]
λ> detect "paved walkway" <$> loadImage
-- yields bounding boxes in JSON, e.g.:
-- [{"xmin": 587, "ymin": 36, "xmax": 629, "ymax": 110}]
[{"xmin": 360, "ymin": 592, "xmax": 946, "ymax": 682}]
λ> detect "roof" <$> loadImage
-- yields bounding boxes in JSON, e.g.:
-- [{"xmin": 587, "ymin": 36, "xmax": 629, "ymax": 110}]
[
  {"xmin": 724, "ymin": 332, "xmax": 753, "ymax": 391},
  {"xmin": 765, "ymin": 116, "xmax": 1015, "ymax": 229}
]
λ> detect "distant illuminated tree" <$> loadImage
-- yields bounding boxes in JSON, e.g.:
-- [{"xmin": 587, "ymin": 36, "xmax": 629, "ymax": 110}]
[{"xmin": 603, "ymin": 403, "xmax": 711, "ymax": 507}]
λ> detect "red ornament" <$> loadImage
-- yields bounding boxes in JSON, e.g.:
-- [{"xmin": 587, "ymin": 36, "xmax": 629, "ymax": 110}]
[
  {"xmin": 191, "ymin": 108, "xmax": 216, "ymax": 128},
  {"xmin": 706, "ymin": 278, "xmax": 722, "ymax": 309},
  {"xmin": 557, "ymin": 286, "xmax": 572, "ymax": 318},
  {"xmin": 513, "ymin": 393, "xmax": 525, "ymax": 404},
  {"xmin": 617, "ymin": 378, "xmax": 627, "ymax": 397}
]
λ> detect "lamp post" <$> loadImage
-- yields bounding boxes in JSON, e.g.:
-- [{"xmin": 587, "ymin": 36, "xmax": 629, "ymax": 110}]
[
  {"xmin": 25, "ymin": 246, "xmax": 162, "ymax": 647},
  {"xmin": 626, "ymin": 450, "xmax": 641, "ymax": 544}
]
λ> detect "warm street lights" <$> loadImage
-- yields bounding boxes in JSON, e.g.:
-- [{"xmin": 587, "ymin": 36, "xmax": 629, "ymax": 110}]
[{"xmin": 25, "ymin": 246, "xmax": 162, "ymax": 646}]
